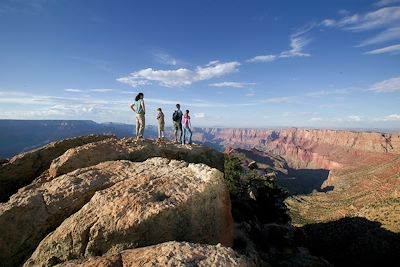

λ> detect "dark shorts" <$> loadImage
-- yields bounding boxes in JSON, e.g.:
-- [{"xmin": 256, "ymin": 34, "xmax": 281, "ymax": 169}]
[{"xmin": 173, "ymin": 121, "xmax": 182, "ymax": 131}]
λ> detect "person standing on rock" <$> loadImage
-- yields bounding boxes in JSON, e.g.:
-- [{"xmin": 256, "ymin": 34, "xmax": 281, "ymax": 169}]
[
  {"xmin": 181, "ymin": 109, "xmax": 192, "ymax": 145},
  {"xmin": 172, "ymin": 104, "xmax": 183, "ymax": 143},
  {"xmin": 156, "ymin": 107, "xmax": 165, "ymax": 140},
  {"xmin": 130, "ymin": 92, "xmax": 146, "ymax": 140}
]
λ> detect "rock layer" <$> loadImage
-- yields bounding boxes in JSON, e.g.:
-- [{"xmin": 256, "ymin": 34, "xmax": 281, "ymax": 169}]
[
  {"xmin": 56, "ymin": 241, "xmax": 253, "ymax": 267},
  {"xmin": 24, "ymin": 158, "xmax": 232, "ymax": 267},
  {"xmin": 0, "ymin": 135, "xmax": 114, "ymax": 202}
]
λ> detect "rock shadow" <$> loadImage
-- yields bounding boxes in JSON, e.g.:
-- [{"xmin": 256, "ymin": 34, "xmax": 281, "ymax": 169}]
[
  {"xmin": 234, "ymin": 148, "xmax": 276, "ymax": 166},
  {"xmin": 277, "ymin": 168, "xmax": 332, "ymax": 196},
  {"xmin": 294, "ymin": 217, "xmax": 400, "ymax": 267}
]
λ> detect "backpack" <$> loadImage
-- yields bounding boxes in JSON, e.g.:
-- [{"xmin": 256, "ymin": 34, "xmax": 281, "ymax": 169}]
[{"xmin": 172, "ymin": 111, "xmax": 180, "ymax": 122}]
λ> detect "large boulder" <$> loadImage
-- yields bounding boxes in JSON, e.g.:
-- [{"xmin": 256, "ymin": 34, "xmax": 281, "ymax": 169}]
[
  {"xmin": 22, "ymin": 158, "xmax": 232, "ymax": 267},
  {"xmin": 0, "ymin": 135, "xmax": 115, "ymax": 202},
  {"xmin": 56, "ymin": 241, "xmax": 254, "ymax": 267},
  {"xmin": 48, "ymin": 139, "xmax": 224, "ymax": 178}
]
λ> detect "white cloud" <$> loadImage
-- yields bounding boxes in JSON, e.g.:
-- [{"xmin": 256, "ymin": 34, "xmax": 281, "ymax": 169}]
[
  {"xmin": 194, "ymin": 113, "xmax": 205, "ymax": 118},
  {"xmin": 357, "ymin": 26, "xmax": 400, "ymax": 46},
  {"xmin": 89, "ymin": 88, "xmax": 114, "ymax": 93},
  {"xmin": 369, "ymin": 76, "xmax": 400, "ymax": 92},
  {"xmin": 310, "ymin": 117, "xmax": 323, "ymax": 122},
  {"xmin": 306, "ymin": 88, "xmax": 351, "ymax": 96},
  {"xmin": 383, "ymin": 114, "xmax": 400, "ymax": 121},
  {"xmin": 337, "ymin": 7, "xmax": 400, "ymax": 31},
  {"xmin": 375, "ymin": 0, "xmax": 400, "ymax": 7},
  {"xmin": 247, "ymin": 55, "xmax": 277, "ymax": 62},
  {"xmin": 322, "ymin": 6, "xmax": 400, "ymax": 53},
  {"xmin": 283, "ymin": 111, "xmax": 318, "ymax": 117},
  {"xmin": 120, "ymin": 91, "xmax": 138, "ymax": 95},
  {"xmin": 65, "ymin": 88, "xmax": 83, "ymax": 93},
  {"xmin": 259, "ymin": 96, "xmax": 297, "ymax": 104},
  {"xmin": 347, "ymin": 115, "xmax": 363, "ymax": 122},
  {"xmin": 248, "ymin": 29, "xmax": 311, "ymax": 63},
  {"xmin": 209, "ymin": 81, "xmax": 256, "ymax": 88},
  {"xmin": 117, "ymin": 61, "xmax": 240, "ymax": 87},
  {"xmin": 246, "ymin": 88, "xmax": 255, "ymax": 97},
  {"xmin": 280, "ymin": 35, "xmax": 311, "ymax": 58},
  {"xmin": 365, "ymin": 44, "xmax": 400, "ymax": 54},
  {"xmin": 321, "ymin": 19, "xmax": 336, "ymax": 27}
]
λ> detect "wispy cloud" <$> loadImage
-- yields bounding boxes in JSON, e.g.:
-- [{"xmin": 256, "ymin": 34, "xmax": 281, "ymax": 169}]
[
  {"xmin": 194, "ymin": 113, "xmax": 205, "ymax": 118},
  {"xmin": 324, "ymin": 7, "xmax": 400, "ymax": 31},
  {"xmin": 116, "ymin": 60, "xmax": 240, "ymax": 87},
  {"xmin": 65, "ymin": 88, "xmax": 83, "ymax": 93},
  {"xmin": 369, "ymin": 76, "xmax": 400, "ymax": 92},
  {"xmin": 347, "ymin": 115, "xmax": 363, "ymax": 122},
  {"xmin": 375, "ymin": 0, "xmax": 400, "ymax": 7},
  {"xmin": 283, "ymin": 111, "xmax": 318, "ymax": 117},
  {"xmin": 89, "ymin": 88, "xmax": 114, "ymax": 93},
  {"xmin": 383, "ymin": 114, "xmax": 400, "ymax": 121},
  {"xmin": 306, "ymin": 88, "xmax": 351, "ymax": 96},
  {"xmin": 246, "ymin": 88, "xmax": 256, "ymax": 97},
  {"xmin": 365, "ymin": 44, "xmax": 400, "ymax": 54},
  {"xmin": 322, "ymin": 6, "xmax": 400, "ymax": 53},
  {"xmin": 65, "ymin": 88, "xmax": 115, "ymax": 93},
  {"xmin": 209, "ymin": 81, "xmax": 256, "ymax": 88},
  {"xmin": 357, "ymin": 26, "xmax": 400, "ymax": 47},
  {"xmin": 259, "ymin": 96, "xmax": 298, "ymax": 104},
  {"xmin": 0, "ymin": 0, "xmax": 51, "ymax": 15},
  {"xmin": 247, "ymin": 55, "xmax": 277, "ymax": 63},
  {"xmin": 153, "ymin": 52, "xmax": 181, "ymax": 66},
  {"xmin": 247, "ymin": 27, "xmax": 312, "ymax": 63},
  {"xmin": 310, "ymin": 117, "xmax": 323, "ymax": 122}
]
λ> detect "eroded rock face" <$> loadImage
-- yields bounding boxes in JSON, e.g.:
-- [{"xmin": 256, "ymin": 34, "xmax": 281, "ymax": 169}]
[
  {"xmin": 24, "ymin": 158, "xmax": 232, "ymax": 267},
  {"xmin": 49, "ymin": 138, "xmax": 224, "ymax": 178},
  {"xmin": 0, "ymin": 134, "xmax": 115, "ymax": 202},
  {"xmin": 56, "ymin": 241, "xmax": 254, "ymax": 267}
]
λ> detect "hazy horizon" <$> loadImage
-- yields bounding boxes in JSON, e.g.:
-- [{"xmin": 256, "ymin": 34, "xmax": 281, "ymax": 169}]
[
  {"xmin": 2, "ymin": 119, "xmax": 400, "ymax": 134},
  {"xmin": 1, "ymin": 0, "xmax": 399, "ymax": 128}
]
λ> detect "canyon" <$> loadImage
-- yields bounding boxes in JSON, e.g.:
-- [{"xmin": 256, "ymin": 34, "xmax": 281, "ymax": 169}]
[{"xmin": 193, "ymin": 128, "xmax": 400, "ymax": 232}]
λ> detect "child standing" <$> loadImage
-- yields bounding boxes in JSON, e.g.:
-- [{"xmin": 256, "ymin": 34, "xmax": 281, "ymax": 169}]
[
  {"xmin": 181, "ymin": 109, "xmax": 192, "ymax": 145},
  {"xmin": 156, "ymin": 108, "xmax": 165, "ymax": 139}
]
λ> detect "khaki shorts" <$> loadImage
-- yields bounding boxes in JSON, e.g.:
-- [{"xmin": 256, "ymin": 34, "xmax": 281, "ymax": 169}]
[{"xmin": 173, "ymin": 121, "xmax": 182, "ymax": 131}]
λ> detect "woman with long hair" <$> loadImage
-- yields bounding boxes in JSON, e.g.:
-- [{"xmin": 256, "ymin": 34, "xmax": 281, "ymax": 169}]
[{"xmin": 130, "ymin": 92, "xmax": 145, "ymax": 140}]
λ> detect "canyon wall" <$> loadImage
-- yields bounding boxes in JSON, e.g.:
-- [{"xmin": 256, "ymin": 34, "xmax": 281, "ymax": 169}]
[{"xmin": 195, "ymin": 128, "xmax": 400, "ymax": 169}]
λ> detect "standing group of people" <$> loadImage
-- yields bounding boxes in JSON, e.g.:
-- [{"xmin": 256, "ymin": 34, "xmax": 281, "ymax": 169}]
[{"xmin": 130, "ymin": 92, "xmax": 192, "ymax": 144}]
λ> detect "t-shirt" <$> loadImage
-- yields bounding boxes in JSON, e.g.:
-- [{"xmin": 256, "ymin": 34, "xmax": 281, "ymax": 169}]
[
  {"xmin": 157, "ymin": 112, "xmax": 165, "ymax": 125},
  {"xmin": 182, "ymin": 115, "xmax": 191, "ymax": 127},
  {"xmin": 135, "ymin": 100, "xmax": 144, "ymax": 114}
]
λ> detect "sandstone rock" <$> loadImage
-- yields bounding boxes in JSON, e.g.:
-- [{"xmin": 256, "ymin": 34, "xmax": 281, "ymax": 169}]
[
  {"xmin": 0, "ymin": 160, "xmax": 131, "ymax": 267},
  {"xmin": 55, "ymin": 241, "xmax": 253, "ymax": 267},
  {"xmin": 23, "ymin": 158, "xmax": 232, "ymax": 267},
  {"xmin": 0, "ymin": 134, "xmax": 115, "ymax": 202},
  {"xmin": 49, "ymin": 138, "xmax": 224, "ymax": 178}
]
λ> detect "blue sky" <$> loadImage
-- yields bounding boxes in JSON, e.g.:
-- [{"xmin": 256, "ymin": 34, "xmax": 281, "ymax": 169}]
[{"xmin": 1, "ymin": 0, "xmax": 400, "ymax": 129}]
